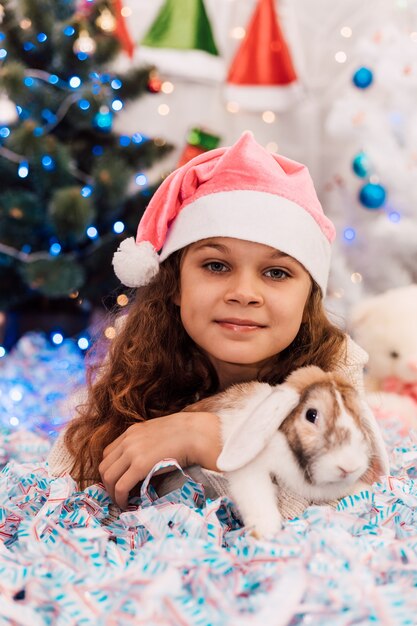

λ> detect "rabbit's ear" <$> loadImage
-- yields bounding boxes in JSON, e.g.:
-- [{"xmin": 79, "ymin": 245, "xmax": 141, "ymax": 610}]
[
  {"xmin": 359, "ymin": 399, "xmax": 390, "ymax": 482},
  {"xmin": 217, "ymin": 385, "xmax": 300, "ymax": 472}
]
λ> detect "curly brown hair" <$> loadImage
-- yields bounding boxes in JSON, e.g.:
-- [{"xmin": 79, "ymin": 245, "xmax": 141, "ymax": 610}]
[{"xmin": 65, "ymin": 248, "xmax": 346, "ymax": 487}]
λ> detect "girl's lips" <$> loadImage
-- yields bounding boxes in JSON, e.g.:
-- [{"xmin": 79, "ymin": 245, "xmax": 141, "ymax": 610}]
[{"xmin": 215, "ymin": 319, "xmax": 266, "ymax": 332}]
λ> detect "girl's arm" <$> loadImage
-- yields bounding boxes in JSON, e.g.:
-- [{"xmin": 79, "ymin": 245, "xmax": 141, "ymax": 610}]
[{"xmin": 99, "ymin": 411, "xmax": 222, "ymax": 509}]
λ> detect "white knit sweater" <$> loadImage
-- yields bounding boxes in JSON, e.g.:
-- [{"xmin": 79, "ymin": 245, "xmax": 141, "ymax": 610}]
[{"xmin": 47, "ymin": 335, "xmax": 369, "ymax": 520}]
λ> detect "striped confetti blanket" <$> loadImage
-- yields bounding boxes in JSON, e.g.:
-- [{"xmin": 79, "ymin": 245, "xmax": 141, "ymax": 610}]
[
  {"xmin": 1, "ymin": 334, "xmax": 417, "ymax": 624},
  {"xmin": 1, "ymin": 425, "xmax": 417, "ymax": 625}
]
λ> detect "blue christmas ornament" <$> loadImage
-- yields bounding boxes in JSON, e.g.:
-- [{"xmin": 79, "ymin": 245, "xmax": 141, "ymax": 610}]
[
  {"xmin": 352, "ymin": 67, "xmax": 373, "ymax": 89},
  {"xmin": 359, "ymin": 182, "xmax": 386, "ymax": 209},
  {"xmin": 352, "ymin": 152, "xmax": 369, "ymax": 178},
  {"xmin": 93, "ymin": 109, "xmax": 113, "ymax": 132}
]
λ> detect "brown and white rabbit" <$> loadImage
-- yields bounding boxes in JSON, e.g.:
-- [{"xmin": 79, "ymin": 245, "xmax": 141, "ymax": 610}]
[{"xmin": 190, "ymin": 365, "xmax": 389, "ymax": 538}]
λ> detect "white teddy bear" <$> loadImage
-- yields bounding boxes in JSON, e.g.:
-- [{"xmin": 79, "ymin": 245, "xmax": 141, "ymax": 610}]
[{"xmin": 349, "ymin": 284, "xmax": 417, "ymax": 433}]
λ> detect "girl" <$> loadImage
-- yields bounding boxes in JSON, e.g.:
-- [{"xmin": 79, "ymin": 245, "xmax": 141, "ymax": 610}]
[{"xmin": 48, "ymin": 132, "xmax": 389, "ymax": 513}]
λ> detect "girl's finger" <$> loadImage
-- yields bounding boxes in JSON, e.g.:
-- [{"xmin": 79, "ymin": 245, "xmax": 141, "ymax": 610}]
[
  {"xmin": 114, "ymin": 465, "xmax": 145, "ymax": 509},
  {"xmin": 100, "ymin": 454, "xmax": 131, "ymax": 504},
  {"xmin": 102, "ymin": 431, "xmax": 127, "ymax": 458},
  {"xmin": 99, "ymin": 443, "xmax": 125, "ymax": 477}
]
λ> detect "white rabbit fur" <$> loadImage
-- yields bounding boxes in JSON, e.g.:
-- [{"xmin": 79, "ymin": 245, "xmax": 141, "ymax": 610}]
[{"xmin": 190, "ymin": 365, "xmax": 389, "ymax": 538}]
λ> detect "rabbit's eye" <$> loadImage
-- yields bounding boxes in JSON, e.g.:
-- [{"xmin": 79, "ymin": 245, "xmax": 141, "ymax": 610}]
[
  {"xmin": 389, "ymin": 351, "xmax": 400, "ymax": 359},
  {"xmin": 305, "ymin": 408, "xmax": 318, "ymax": 424}
]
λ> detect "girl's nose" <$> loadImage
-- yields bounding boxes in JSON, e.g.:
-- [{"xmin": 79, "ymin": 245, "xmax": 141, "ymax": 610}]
[{"xmin": 224, "ymin": 273, "xmax": 264, "ymax": 306}]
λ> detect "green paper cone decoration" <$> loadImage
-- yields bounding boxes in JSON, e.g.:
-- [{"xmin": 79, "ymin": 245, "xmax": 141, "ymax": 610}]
[
  {"xmin": 140, "ymin": 0, "xmax": 225, "ymax": 82},
  {"xmin": 142, "ymin": 0, "xmax": 219, "ymax": 55}
]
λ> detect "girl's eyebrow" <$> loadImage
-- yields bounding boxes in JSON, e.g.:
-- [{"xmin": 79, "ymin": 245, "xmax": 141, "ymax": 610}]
[
  {"xmin": 192, "ymin": 242, "xmax": 230, "ymax": 253},
  {"xmin": 193, "ymin": 241, "xmax": 293, "ymax": 260}
]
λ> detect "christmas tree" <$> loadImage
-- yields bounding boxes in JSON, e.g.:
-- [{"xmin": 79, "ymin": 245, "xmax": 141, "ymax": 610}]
[
  {"xmin": 324, "ymin": 23, "xmax": 417, "ymax": 315},
  {"xmin": 0, "ymin": 0, "xmax": 172, "ymax": 334}
]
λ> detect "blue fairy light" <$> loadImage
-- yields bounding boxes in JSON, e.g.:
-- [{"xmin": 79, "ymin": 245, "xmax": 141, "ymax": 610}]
[
  {"xmin": 113, "ymin": 221, "xmax": 125, "ymax": 234},
  {"xmin": 78, "ymin": 99, "xmax": 90, "ymax": 110},
  {"xmin": 37, "ymin": 33, "xmax": 47, "ymax": 43},
  {"xmin": 101, "ymin": 73, "xmax": 111, "ymax": 83},
  {"xmin": 18, "ymin": 162, "xmax": 29, "ymax": 178},
  {"xmin": 0, "ymin": 127, "xmax": 10, "ymax": 138},
  {"xmin": 21, "ymin": 244, "xmax": 31, "ymax": 253},
  {"xmin": 51, "ymin": 332, "xmax": 64, "ymax": 345},
  {"xmin": 78, "ymin": 337, "xmax": 90, "ymax": 350},
  {"xmin": 24, "ymin": 77, "xmax": 34, "ymax": 87},
  {"xmin": 352, "ymin": 67, "xmax": 373, "ymax": 89},
  {"xmin": 343, "ymin": 228, "xmax": 356, "ymax": 241},
  {"xmin": 92, "ymin": 145, "xmax": 104, "ymax": 156},
  {"xmin": 389, "ymin": 211, "xmax": 401, "ymax": 222},
  {"xmin": 0, "ymin": 346, "xmax": 6, "ymax": 358},
  {"xmin": 0, "ymin": 48, "xmax": 7, "ymax": 59},
  {"xmin": 359, "ymin": 182, "xmax": 386, "ymax": 209},
  {"xmin": 33, "ymin": 127, "xmax": 44, "ymax": 137},
  {"xmin": 69, "ymin": 76, "xmax": 81, "ymax": 89},
  {"xmin": 0, "ymin": 33, "xmax": 5, "ymax": 41},
  {"xmin": 132, "ymin": 133, "xmax": 145, "ymax": 144},
  {"xmin": 119, "ymin": 135, "xmax": 131, "ymax": 146},
  {"xmin": 111, "ymin": 99, "xmax": 123, "ymax": 111},
  {"xmin": 23, "ymin": 42, "xmax": 35, "ymax": 52},
  {"xmin": 111, "ymin": 78, "xmax": 122, "ymax": 90},
  {"xmin": 48, "ymin": 74, "xmax": 59, "ymax": 85},
  {"xmin": 63, "ymin": 26, "xmax": 75, "ymax": 36},
  {"xmin": 16, "ymin": 106, "xmax": 22, "ymax": 114},
  {"xmin": 42, "ymin": 109, "xmax": 57, "ymax": 123},
  {"xmin": 42, "ymin": 155, "xmax": 55, "ymax": 170},
  {"xmin": 86, "ymin": 226, "xmax": 98, "ymax": 239},
  {"xmin": 93, "ymin": 110, "xmax": 113, "ymax": 131},
  {"xmin": 49, "ymin": 242, "xmax": 61, "ymax": 256},
  {"xmin": 81, "ymin": 185, "xmax": 92, "ymax": 197},
  {"xmin": 77, "ymin": 52, "xmax": 88, "ymax": 61},
  {"xmin": 135, "ymin": 173, "xmax": 148, "ymax": 186}
]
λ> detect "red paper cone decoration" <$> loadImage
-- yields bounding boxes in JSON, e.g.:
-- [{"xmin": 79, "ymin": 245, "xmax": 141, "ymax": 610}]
[
  {"xmin": 225, "ymin": 0, "xmax": 302, "ymax": 111},
  {"xmin": 113, "ymin": 0, "xmax": 134, "ymax": 58}
]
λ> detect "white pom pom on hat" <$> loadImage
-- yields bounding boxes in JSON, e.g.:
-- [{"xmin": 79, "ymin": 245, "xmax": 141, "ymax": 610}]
[
  {"xmin": 112, "ymin": 132, "xmax": 336, "ymax": 294},
  {"xmin": 112, "ymin": 238, "xmax": 159, "ymax": 288}
]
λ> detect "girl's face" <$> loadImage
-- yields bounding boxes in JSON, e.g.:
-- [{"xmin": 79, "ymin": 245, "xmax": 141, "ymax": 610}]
[{"xmin": 175, "ymin": 237, "xmax": 312, "ymax": 389}]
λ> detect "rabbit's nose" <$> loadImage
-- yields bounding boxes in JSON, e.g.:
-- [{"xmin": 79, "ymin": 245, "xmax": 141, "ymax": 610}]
[
  {"xmin": 407, "ymin": 358, "xmax": 417, "ymax": 372},
  {"xmin": 338, "ymin": 465, "xmax": 358, "ymax": 479}
]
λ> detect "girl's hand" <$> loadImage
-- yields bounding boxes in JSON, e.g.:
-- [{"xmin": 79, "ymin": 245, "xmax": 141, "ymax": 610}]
[{"xmin": 98, "ymin": 411, "xmax": 221, "ymax": 509}]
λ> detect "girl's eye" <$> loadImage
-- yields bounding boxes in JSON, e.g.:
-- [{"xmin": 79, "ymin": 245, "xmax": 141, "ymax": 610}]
[
  {"xmin": 264, "ymin": 268, "xmax": 290, "ymax": 280},
  {"xmin": 305, "ymin": 408, "xmax": 318, "ymax": 424},
  {"xmin": 204, "ymin": 261, "xmax": 229, "ymax": 273}
]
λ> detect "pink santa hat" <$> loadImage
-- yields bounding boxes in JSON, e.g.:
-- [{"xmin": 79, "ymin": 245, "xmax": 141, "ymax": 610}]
[{"xmin": 113, "ymin": 132, "xmax": 335, "ymax": 294}]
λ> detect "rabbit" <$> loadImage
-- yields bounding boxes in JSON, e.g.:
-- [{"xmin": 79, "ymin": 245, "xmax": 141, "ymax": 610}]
[{"xmin": 189, "ymin": 365, "xmax": 389, "ymax": 539}]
